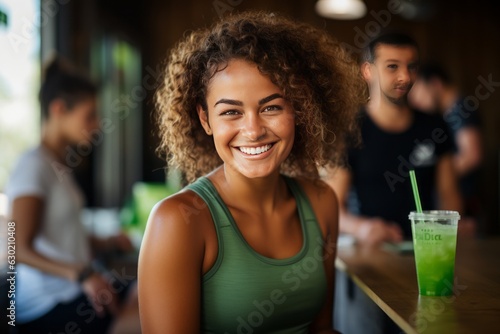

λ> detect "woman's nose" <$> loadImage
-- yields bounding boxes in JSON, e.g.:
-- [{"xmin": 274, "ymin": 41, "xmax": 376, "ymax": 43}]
[{"xmin": 241, "ymin": 113, "xmax": 266, "ymax": 141}]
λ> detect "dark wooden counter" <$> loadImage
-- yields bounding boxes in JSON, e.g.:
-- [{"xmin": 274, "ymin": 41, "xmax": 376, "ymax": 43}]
[{"xmin": 335, "ymin": 237, "xmax": 500, "ymax": 334}]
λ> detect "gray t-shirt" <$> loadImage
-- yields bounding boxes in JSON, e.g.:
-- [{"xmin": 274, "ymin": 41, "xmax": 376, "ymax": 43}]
[{"xmin": 5, "ymin": 145, "xmax": 90, "ymax": 323}]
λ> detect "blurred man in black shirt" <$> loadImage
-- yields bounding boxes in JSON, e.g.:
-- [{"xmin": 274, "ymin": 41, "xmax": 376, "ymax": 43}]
[
  {"xmin": 325, "ymin": 34, "xmax": 463, "ymax": 246},
  {"xmin": 326, "ymin": 33, "xmax": 463, "ymax": 334}
]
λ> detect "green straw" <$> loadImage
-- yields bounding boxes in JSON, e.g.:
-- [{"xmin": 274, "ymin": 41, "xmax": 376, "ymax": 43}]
[{"xmin": 409, "ymin": 170, "xmax": 422, "ymax": 213}]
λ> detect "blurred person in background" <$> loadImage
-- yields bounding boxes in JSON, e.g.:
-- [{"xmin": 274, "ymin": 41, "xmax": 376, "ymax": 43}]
[
  {"xmin": 324, "ymin": 33, "xmax": 463, "ymax": 334},
  {"xmin": 5, "ymin": 58, "xmax": 139, "ymax": 334},
  {"xmin": 325, "ymin": 33, "xmax": 463, "ymax": 247},
  {"xmin": 410, "ymin": 63, "xmax": 482, "ymax": 224}
]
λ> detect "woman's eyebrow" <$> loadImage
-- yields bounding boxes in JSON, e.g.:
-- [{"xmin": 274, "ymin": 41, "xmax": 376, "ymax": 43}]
[
  {"xmin": 258, "ymin": 93, "xmax": 283, "ymax": 105},
  {"xmin": 214, "ymin": 99, "xmax": 243, "ymax": 107},
  {"xmin": 213, "ymin": 93, "xmax": 284, "ymax": 108}
]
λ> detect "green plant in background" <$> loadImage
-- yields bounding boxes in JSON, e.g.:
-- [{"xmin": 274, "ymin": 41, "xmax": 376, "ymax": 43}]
[
  {"xmin": 120, "ymin": 182, "xmax": 177, "ymax": 248},
  {"xmin": 0, "ymin": 9, "xmax": 7, "ymax": 27}
]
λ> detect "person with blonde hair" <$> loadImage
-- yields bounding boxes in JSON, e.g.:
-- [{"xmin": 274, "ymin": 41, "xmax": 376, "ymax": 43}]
[{"xmin": 139, "ymin": 11, "xmax": 365, "ymax": 333}]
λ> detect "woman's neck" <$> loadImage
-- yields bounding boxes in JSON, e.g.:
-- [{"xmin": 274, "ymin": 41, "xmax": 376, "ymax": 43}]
[
  {"xmin": 41, "ymin": 122, "xmax": 67, "ymax": 163},
  {"xmin": 211, "ymin": 166, "xmax": 288, "ymax": 215}
]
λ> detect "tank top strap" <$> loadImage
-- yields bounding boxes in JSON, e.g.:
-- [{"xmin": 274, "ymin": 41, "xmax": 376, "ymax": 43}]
[
  {"xmin": 187, "ymin": 176, "xmax": 318, "ymax": 225},
  {"xmin": 185, "ymin": 176, "xmax": 232, "ymax": 228},
  {"xmin": 282, "ymin": 176, "xmax": 318, "ymax": 222}
]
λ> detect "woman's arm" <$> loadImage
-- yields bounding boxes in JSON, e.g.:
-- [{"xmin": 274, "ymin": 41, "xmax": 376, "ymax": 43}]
[
  {"xmin": 13, "ymin": 196, "xmax": 119, "ymax": 315},
  {"xmin": 14, "ymin": 196, "xmax": 81, "ymax": 280},
  {"xmin": 299, "ymin": 180, "xmax": 339, "ymax": 334},
  {"xmin": 138, "ymin": 193, "xmax": 205, "ymax": 334}
]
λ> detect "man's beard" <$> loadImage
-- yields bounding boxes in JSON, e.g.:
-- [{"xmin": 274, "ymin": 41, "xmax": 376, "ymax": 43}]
[
  {"xmin": 385, "ymin": 84, "xmax": 411, "ymax": 105},
  {"xmin": 385, "ymin": 92, "xmax": 408, "ymax": 105}
]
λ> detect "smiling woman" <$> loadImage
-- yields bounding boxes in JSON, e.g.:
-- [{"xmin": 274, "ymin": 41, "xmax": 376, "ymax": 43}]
[
  {"xmin": 197, "ymin": 59, "xmax": 296, "ymax": 179},
  {"xmin": 155, "ymin": 11, "xmax": 366, "ymax": 183},
  {"xmin": 138, "ymin": 11, "xmax": 366, "ymax": 334}
]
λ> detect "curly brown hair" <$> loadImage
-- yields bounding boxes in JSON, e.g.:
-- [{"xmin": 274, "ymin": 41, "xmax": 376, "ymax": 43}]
[{"xmin": 156, "ymin": 11, "xmax": 366, "ymax": 183}]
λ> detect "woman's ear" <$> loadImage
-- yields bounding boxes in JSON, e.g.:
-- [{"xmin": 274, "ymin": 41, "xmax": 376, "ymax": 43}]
[{"xmin": 197, "ymin": 104, "xmax": 212, "ymax": 135}]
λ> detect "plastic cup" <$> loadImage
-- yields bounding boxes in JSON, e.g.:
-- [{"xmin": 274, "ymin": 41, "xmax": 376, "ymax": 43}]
[{"xmin": 409, "ymin": 210, "xmax": 460, "ymax": 296}]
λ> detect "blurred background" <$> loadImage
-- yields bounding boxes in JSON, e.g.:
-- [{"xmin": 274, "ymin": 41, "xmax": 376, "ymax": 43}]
[{"xmin": 0, "ymin": 0, "xmax": 499, "ymax": 239}]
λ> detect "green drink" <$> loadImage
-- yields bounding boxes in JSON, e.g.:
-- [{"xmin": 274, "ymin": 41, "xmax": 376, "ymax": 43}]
[{"xmin": 409, "ymin": 211, "xmax": 460, "ymax": 296}]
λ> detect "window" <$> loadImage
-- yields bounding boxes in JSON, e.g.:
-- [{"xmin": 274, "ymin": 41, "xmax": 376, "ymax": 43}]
[{"xmin": 0, "ymin": 0, "xmax": 40, "ymax": 190}]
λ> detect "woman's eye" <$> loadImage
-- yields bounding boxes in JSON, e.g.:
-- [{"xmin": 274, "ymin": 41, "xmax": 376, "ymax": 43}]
[
  {"xmin": 387, "ymin": 64, "xmax": 397, "ymax": 69},
  {"xmin": 220, "ymin": 110, "xmax": 240, "ymax": 116},
  {"xmin": 263, "ymin": 105, "xmax": 282, "ymax": 112}
]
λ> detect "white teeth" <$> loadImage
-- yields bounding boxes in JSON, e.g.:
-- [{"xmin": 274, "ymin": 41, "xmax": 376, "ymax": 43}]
[{"xmin": 239, "ymin": 144, "xmax": 272, "ymax": 155}]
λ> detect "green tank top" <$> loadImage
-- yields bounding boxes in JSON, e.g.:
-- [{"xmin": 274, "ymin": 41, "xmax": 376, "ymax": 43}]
[{"xmin": 187, "ymin": 176, "xmax": 328, "ymax": 334}]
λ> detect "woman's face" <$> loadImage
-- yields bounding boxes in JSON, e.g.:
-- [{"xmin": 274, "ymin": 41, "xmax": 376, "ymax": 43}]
[
  {"xmin": 198, "ymin": 59, "xmax": 295, "ymax": 179},
  {"xmin": 60, "ymin": 96, "xmax": 99, "ymax": 145}
]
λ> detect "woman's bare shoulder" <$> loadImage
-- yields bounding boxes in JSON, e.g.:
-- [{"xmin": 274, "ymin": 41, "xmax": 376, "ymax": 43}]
[
  {"xmin": 143, "ymin": 189, "xmax": 212, "ymax": 246},
  {"xmin": 138, "ymin": 189, "xmax": 210, "ymax": 333}
]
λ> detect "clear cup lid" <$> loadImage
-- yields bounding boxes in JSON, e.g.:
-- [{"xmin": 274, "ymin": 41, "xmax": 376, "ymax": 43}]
[{"xmin": 409, "ymin": 210, "xmax": 460, "ymax": 220}]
